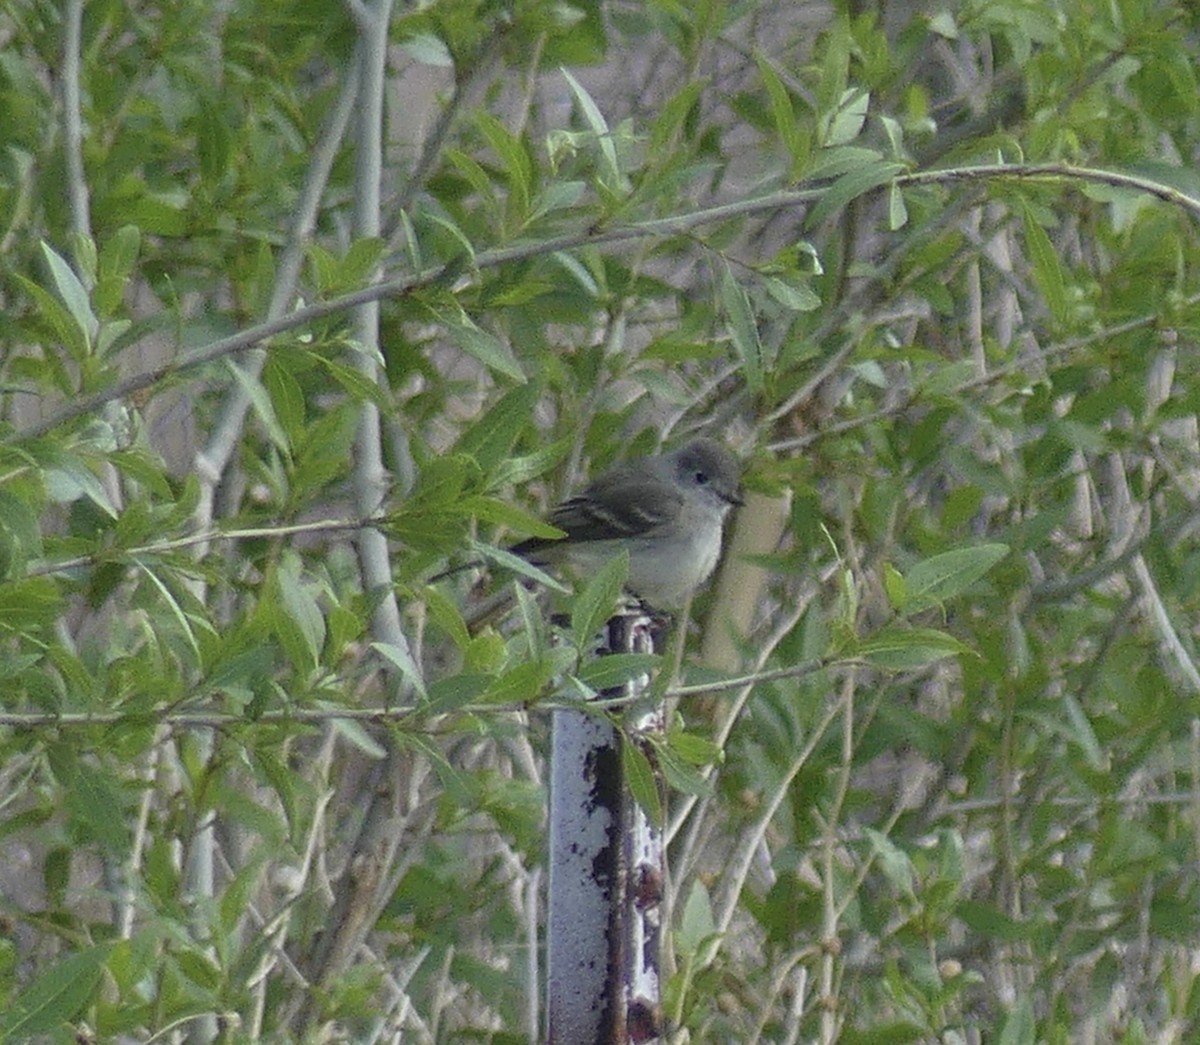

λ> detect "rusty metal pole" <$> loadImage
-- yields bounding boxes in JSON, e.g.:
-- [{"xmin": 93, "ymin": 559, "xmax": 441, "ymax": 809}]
[{"xmin": 546, "ymin": 611, "xmax": 665, "ymax": 1044}]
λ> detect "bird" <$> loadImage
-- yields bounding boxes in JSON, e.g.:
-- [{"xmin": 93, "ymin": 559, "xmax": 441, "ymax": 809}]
[{"xmin": 508, "ymin": 437, "xmax": 744, "ymax": 609}]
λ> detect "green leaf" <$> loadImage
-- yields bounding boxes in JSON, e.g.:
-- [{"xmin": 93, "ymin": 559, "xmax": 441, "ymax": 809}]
[
  {"xmin": 721, "ymin": 262, "xmax": 763, "ymax": 393},
  {"xmin": 371, "ymin": 640, "xmax": 428, "ymax": 699},
  {"xmin": 763, "ymin": 274, "xmax": 821, "ymax": 312},
  {"xmin": 252, "ymin": 749, "xmax": 300, "ymax": 839},
  {"xmin": 824, "ymin": 87, "xmax": 870, "ymax": 146},
  {"xmin": 1022, "ymin": 695, "xmax": 1105, "ymax": 771},
  {"xmin": 398, "ymin": 731, "xmax": 475, "ymax": 805},
  {"xmin": 571, "ymin": 549, "xmax": 629, "ymax": 649},
  {"xmin": 864, "ymin": 827, "xmax": 915, "ymax": 896},
  {"xmin": 380, "ymin": 456, "xmax": 481, "ymax": 552},
  {"xmin": 44, "ymin": 846, "xmax": 71, "ymax": 906},
  {"xmin": 666, "ymin": 729, "xmax": 722, "ymax": 766},
  {"xmin": 68, "ymin": 231, "xmax": 97, "ymax": 286},
  {"xmin": 451, "ymin": 149, "xmax": 496, "ymax": 202},
  {"xmin": 45, "ymin": 455, "xmax": 117, "ymax": 518},
  {"xmin": 888, "ymin": 181, "xmax": 908, "ymax": 229},
  {"xmin": 481, "ymin": 658, "xmax": 558, "ymax": 705},
  {"xmin": 455, "ymin": 382, "xmax": 541, "ymax": 473},
  {"xmin": 649, "ymin": 80, "xmax": 705, "ymax": 154},
  {"xmin": 333, "ymin": 718, "xmax": 387, "ymax": 759},
  {"xmin": 899, "ymin": 543, "xmax": 1009, "ymax": 613},
  {"xmin": 998, "ymin": 996, "xmax": 1035, "ymax": 1045},
  {"xmin": 14, "ymin": 273, "xmax": 89, "ymax": 363},
  {"xmin": 419, "ymin": 206, "xmax": 477, "ymax": 263},
  {"xmin": 540, "ymin": 0, "xmax": 606, "ymax": 64},
  {"xmin": 1018, "ymin": 197, "xmax": 1068, "ymax": 323},
  {"xmin": 341, "ymin": 237, "xmax": 386, "ymax": 286},
  {"xmin": 460, "ymin": 494, "xmax": 564, "ymax": 539},
  {"xmin": 804, "ymin": 160, "xmax": 906, "ymax": 229},
  {"xmin": 0, "ymin": 944, "xmax": 111, "ymax": 1036},
  {"xmin": 227, "ymin": 358, "xmax": 290, "ymax": 454},
  {"xmin": 420, "ymin": 584, "xmax": 470, "ymax": 649},
  {"xmin": 840, "ymin": 1022, "xmax": 925, "ymax": 1045},
  {"xmin": 41, "ymin": 240, "xmax": 97, "ymax": 353},
  {"xmin": 816, "ymin": 13, "xmax": 851, "ymax": 114},
  {"xmin": 442, "ymin": 309, "xmax": 526, "ymax": 382},
  {"xmin": 70, "ymin": 760, "xmax": 132, "ymax": 852},
  {"xmin": 805, "ymin": 145, "xmax": 883, "ymax": 180},
  {"xmin": 275, "ymin": 557, "xmax": 325, "ymax": 671},
  {"xmin": 96, "ymin": 224, "xmax": 141, "ymax": 316},
  {"xmin": 262, "ymin": 355, "xmax": 306, "ymax": 444},
  {"xmin": 471, "ymin": 540, "xmax": 571, "ymax": 593},
  {"xmin": 99, "ymin": 224, "xmax": 141, "ymax": 284},
  {"xmin": 95, "ymin": 317, "xmax": 131, "ymax": 357},
  {"xmin": 655, "ymin": 740, "xmax": 714, "ymax": 797},
  {"xmin": 197, "ymin": 98, "xmax": 231, "ymax": 185},
  {"xmin": 575, "ymin": 653, "xmax": 660, "ymax": 693},
  {"xmin": 309, "ymin": 237, "xmax": 385, "ymax": 296},
  {"xmin": 425, "ymin": 673, "xmax": 491, "ymax": 714},
  {"xmin": 529, "ymin": 179, "xmax": 586, "ymax": 223},
  {"xmin": 176, "ymin": 947, "xmax": 222, "ymax": 990},
  {"xmin": 856, "ymin": 626, "xmax": 974, "ymax": 669},
  {"xmin": 0, "ymin": 576, "xmax": 62, "ymax": 632},
  {"xmin": 132, "ymin": 559, "xmax": 201, "ymax": 663},
  {"xmin": 412, "ymin": 454, "xmax": 474, "ymax": 507},
  {"xmin": 219, "ymin": 863, "xmax": 268, "ymax": 935},
  {"xmin": 755, "ymin": 53, "xmax": 808, "ymax": 174},
  {"xmin": 204, "ymin": 645, "xmax": 262, "ymax": 702},
  {"xmin": 386, "ymin": 509, "xmax": 468, "ymax": 554},
  {"xmin": 490, "ymin": 439, "xmax": 572, "ymax": 488},
  {"xmin": 317, "ymin": 355, "xmax": 392, "ymax": 410},
  {"xmin": 562, "ymin": 67, "xmax": 623, "ymax": 191},
  {"xmin": 955, "ymin": 901, "xmax": 1038, "ymax": 942},
  {"xmin": 622, "ymin": 739, "xmax": 663, "ymax": 824},
  {"xmin": 677, "ymin": 879, "xmax": 717, "ymax": 955},
  {"xmin": 476, "ymin": 112, "xmax": 532, "ymax": 227},
  {"xmin": 0, "ymin": 488, "xmax": 43, "ymax": 577}
]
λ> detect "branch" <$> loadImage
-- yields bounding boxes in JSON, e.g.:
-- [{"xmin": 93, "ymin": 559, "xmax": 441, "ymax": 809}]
[
  {"xmin": 26, "ymin": 516, "xmax": 368, "ymax": 577},
  {"xmin": 61, "ymin": 0, "xmax": 91, "ymax": 242},
  {"xmin": 0, "ymin": 658, "xmax": 862, "ymax": 731},
  {"xmin": 16, "ymin": 161, "xmax": 1200, "ymax": 442},
  {"xmin": 294, "ymin": 4, "xmax": 418, "ymax": 1031}
]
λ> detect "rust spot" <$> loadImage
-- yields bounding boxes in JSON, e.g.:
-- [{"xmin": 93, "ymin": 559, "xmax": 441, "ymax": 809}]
[
  {"xmin": 627, "ymin": 997, "xmax": 663, "ymax": 1042},
  {"xmin": 632, "ymin": 863, "xmax": 663, "ymax": 909}
]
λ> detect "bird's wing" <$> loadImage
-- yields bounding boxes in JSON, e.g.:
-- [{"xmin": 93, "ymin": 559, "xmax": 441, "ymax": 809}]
[
  {"xmin": 553, "ymin": 482, "xmax": 680, "ymax": 541},
  {"xmin": 513, "ymin": 463, "xmax": 682, "ymax": 555}
]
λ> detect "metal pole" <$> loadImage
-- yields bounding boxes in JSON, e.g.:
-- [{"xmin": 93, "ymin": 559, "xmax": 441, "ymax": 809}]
[{"xmin": 546, "ymin": 612, "xmax": 664, "ymax": 1044}]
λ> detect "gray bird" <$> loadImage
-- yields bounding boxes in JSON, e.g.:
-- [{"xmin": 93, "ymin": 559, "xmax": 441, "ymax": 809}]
[{"xmin": 510, "ymin": 437, "xmax": 744, "ymax": 608}]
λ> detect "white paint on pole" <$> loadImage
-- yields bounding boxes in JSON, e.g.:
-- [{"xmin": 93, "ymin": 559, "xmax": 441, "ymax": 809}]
[{"xmin": 623, "ymin": 696, "xmax": 665, "ymax": 1043}]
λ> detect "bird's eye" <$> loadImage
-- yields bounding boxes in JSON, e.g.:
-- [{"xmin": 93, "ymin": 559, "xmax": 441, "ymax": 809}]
[{"xmin": 693, "ymin": 470, "xmax": 710, "ymax": 485}]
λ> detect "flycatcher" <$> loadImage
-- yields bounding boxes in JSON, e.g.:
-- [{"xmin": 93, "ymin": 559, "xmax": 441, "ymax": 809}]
[{"xmin": 509, "ymin": 437, "xmax": 744, "ymax": 608}]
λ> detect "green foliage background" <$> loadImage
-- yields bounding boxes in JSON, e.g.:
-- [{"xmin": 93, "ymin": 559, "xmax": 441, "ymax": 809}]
[{"xmin": 2, "ymin": 0, "xmax": 1200, "ymax": 1040}]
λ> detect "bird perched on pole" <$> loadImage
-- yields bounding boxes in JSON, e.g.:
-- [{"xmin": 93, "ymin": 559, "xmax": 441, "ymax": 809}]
[{"xmin": 509, "ymin": 437, "xmax": 744, "ymax": 609}]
